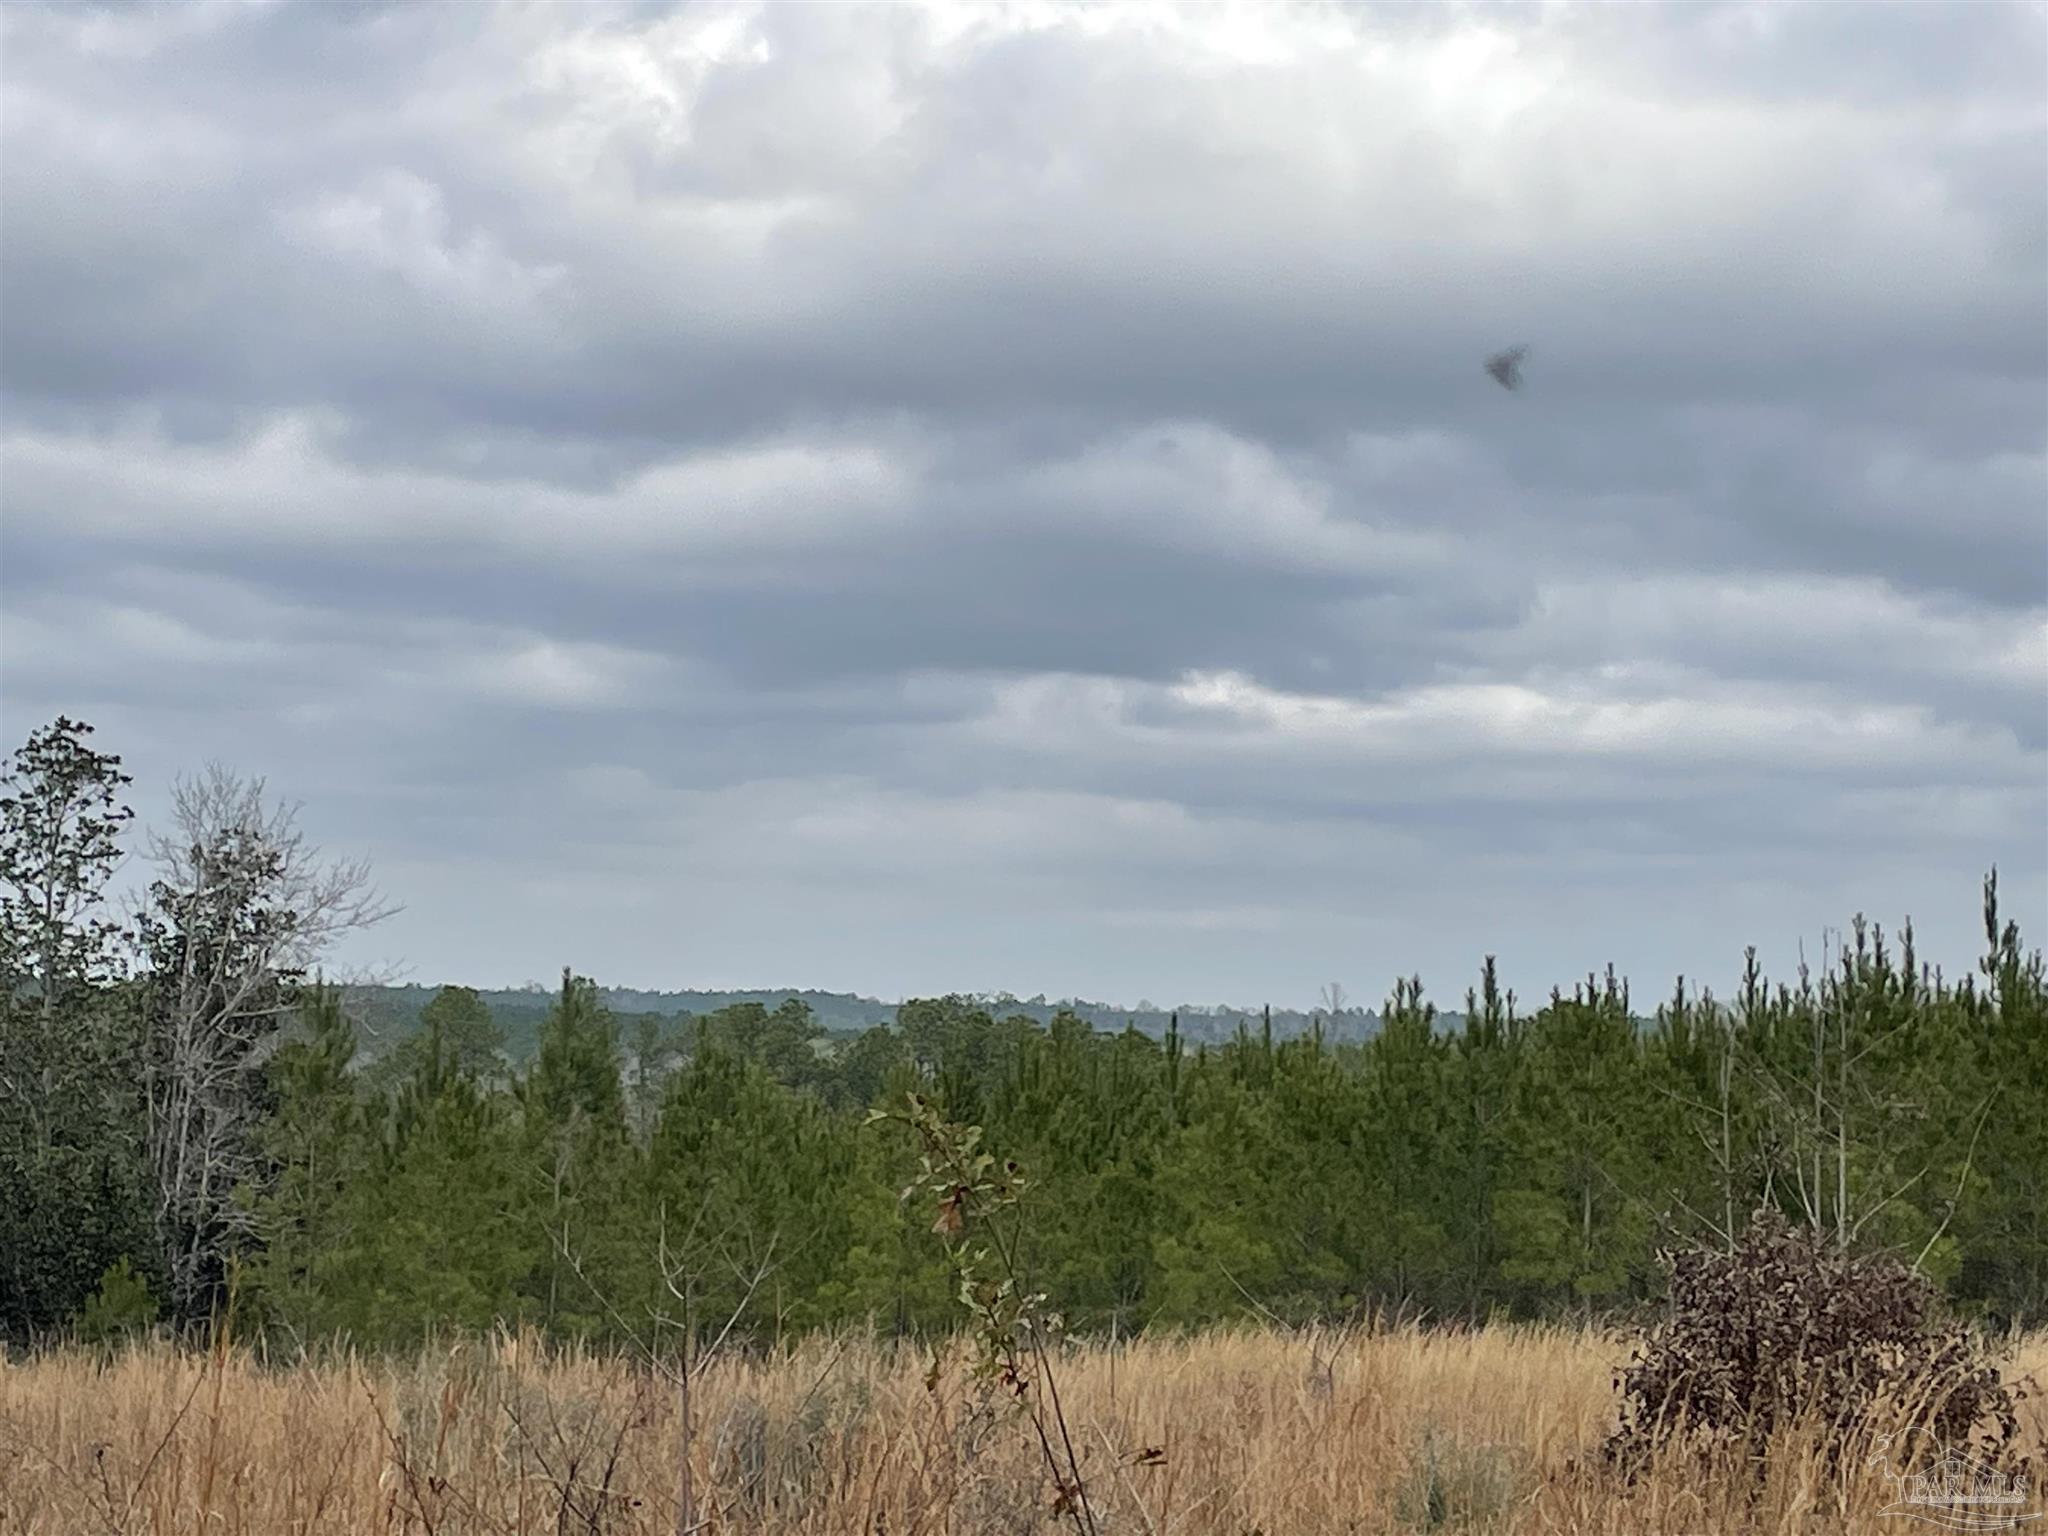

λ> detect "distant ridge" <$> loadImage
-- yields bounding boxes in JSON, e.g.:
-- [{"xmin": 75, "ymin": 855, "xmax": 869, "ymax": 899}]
[{"xmin": 342, "ymin": 982, "xmax": 1403, "ymax": 1061}]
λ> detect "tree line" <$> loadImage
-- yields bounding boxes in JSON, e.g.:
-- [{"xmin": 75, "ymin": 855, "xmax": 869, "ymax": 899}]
[{"xmin": 2, "ymin": 715, "xmax": 2043, "ymax": 1350}]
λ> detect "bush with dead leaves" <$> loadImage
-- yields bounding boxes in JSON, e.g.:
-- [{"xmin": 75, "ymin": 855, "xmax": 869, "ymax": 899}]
[{"xmin": 1605, "ymin": 1209, "xmax": 2028, "ymax": 1475}]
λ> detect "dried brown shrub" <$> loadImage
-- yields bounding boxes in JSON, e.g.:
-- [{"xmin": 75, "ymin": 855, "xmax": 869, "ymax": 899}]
[{"xmin": 1605, "ymin": 1209, "xmax": 2028, "ymax": 1475}]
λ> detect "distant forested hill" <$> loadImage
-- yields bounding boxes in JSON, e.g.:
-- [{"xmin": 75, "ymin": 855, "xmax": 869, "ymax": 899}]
[{"xmin": 343, "ymin": 982, "xmax": 1391, "ymax": 1062}]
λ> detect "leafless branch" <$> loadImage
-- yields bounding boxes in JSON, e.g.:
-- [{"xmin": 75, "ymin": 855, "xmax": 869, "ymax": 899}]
[
  {"xmin": 1916, "ymin": 1092, "xmax": 1999, "ymax": 1275},
  {"xmin": 134, "ymin": 764, "xmax": 396, "ymax": 1318}
]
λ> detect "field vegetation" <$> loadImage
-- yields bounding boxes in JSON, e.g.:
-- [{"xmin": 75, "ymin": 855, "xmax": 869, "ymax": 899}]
[{"xmin": 4, "ymin": 1322, "xmax": 2040, "ymax": 1535}]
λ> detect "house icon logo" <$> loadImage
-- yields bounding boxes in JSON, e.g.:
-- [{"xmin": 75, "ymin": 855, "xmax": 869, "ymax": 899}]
[{"xmin": 1875, "ymin": 1444, "xmax": 2041, "ymax": 1531}]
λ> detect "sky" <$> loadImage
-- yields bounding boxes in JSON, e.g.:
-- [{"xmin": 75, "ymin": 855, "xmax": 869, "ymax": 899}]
[{"xmin": 2, "ymin": 0, "xmax": 2044, "ymax": 1010}]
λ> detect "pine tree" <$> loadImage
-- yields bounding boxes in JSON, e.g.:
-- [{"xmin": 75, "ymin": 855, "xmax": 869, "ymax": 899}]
[{"xmin": 250, "ymin": 982, "xmax": 366, "ymax": 1333}]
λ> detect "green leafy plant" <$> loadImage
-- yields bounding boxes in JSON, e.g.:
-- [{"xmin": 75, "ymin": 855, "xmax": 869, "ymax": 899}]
[{"xmin": 869, "ymin": 1091, "xmax": 1098, "ymax": 1536}]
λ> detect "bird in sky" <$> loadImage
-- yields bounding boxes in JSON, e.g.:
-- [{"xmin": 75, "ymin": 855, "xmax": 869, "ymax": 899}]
[{"xmin": 1484, "ymin": 344, "xmax": 1528, "ymax": 391}]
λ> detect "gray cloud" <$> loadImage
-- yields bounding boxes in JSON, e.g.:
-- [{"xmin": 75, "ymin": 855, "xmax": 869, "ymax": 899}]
[{"xmin": 2, "ymin": 0, "xmax": 2042, "ymax": 1006}]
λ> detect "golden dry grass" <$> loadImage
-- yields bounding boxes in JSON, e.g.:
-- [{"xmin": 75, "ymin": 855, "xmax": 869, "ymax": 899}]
[{"xmin": 1, "ymin": 1324, "xmax": 2041, "ymax": 1535}]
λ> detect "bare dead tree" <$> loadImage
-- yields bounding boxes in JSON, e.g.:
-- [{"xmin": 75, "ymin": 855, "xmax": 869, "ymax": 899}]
[
  {"xmin": 546, "ymin": 1195, "xmax": 782, "ymax": 1536},
  {"xmin": 1317, "ymin": 981, "xmax": 1348, "ymax": 1032},
  {"xmin": 134, "ymin": 765, "xmax": 395, "ymax": 1323}
]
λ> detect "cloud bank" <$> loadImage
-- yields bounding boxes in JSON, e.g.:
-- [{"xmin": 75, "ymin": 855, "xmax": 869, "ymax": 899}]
[{"xmin": 3, "ymin": 0, "xmax": 2043, "ymax": 1005}]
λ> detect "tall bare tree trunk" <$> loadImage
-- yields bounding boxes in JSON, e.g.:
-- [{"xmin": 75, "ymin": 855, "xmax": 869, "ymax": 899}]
[{"xmin": 675, "ymin": 1352, "xmax": 695, "ymax": 1536}]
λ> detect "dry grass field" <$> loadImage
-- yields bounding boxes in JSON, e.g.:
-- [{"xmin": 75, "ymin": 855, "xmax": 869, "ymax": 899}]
[{"xmin": 2, "ymin": 1324, "xmax": 2041, "ymax": 1535}]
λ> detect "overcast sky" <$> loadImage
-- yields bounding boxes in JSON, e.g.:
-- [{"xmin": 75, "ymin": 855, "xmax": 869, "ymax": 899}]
[{"xmin": 2, "ymin": 0, "xmax": 2043, "ymax": 1009}]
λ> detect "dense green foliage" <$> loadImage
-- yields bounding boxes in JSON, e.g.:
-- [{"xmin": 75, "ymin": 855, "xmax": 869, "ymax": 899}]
[
  {"xmin": 3, "ymin": 715, "xmax": 2045, "ymax": 1349},
  {"xmin": 0, "ymin": 719, "xmax": 151, "ymax": 1338}
]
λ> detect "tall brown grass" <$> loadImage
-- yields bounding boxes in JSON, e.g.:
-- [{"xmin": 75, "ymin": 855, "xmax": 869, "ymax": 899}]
[{"xmin": 2, "ymin": 1324, "xmax": 2040, "ymax": 1534}]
